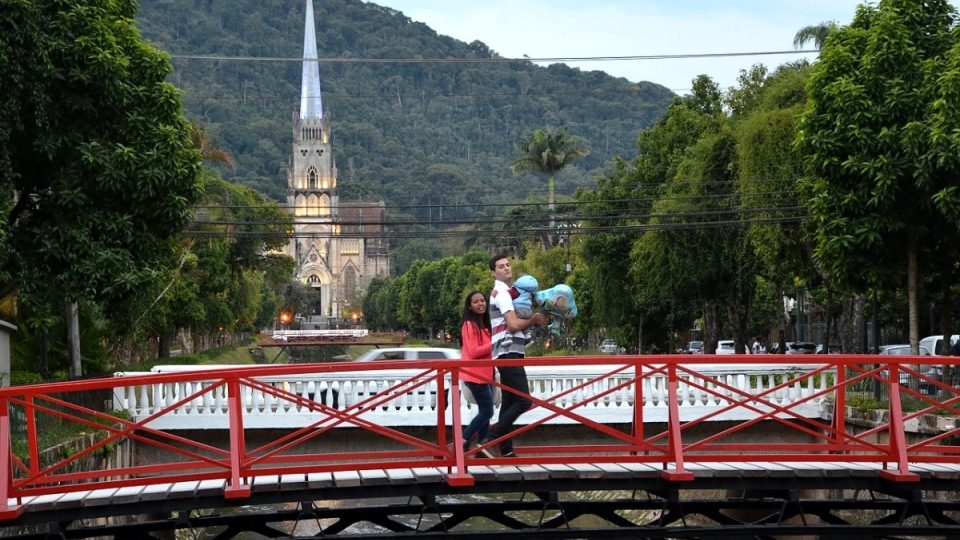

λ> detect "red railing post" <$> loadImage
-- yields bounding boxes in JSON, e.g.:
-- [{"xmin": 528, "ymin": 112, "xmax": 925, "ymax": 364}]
[
  {"xmin": 633, "ymin": 358, "xmax": 644, "ymax": 446},
  {"xmin": 436, "ymin": 368, "xmax": 447, "ymax": 449},
  {"xmin": 831, "ymin": 360, "xmax": 846, "ymax": 449},
  {"xmin": 662, "ymin": 362, "xmax": 693, "ymax": 481},
  {"xmin": 224, "ymin": 377, "xmax": 251, "ymax": 498},
  {"xmin": 881, "ymin": 364, "xmax": 920, "ymax": 482},
  {"xmin": 446, "ymin": 367, "xmax": 473, "ymax": 486},
  {"xmin": 0, "ymin": 397, "xmax": 22, "ymax": 519}
]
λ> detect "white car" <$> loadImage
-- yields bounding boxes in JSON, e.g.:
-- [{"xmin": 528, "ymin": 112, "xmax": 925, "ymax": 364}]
[
  {"xmin": 354, "ymin": 347, "xmax": 459, "ymax": 361},
  {"xmin": 599, "ymin": 339, "xmax": 624, "ymax": 354},
  {"xmin": 715, "ymin": 340, "xmax": 748, "ymax": 354},
  {"xmin": 918, "ymin": 334, "xmax": 959, "ymax": 356}
]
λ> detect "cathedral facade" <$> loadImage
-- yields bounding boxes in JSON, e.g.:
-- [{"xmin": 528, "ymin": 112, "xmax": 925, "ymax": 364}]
[{"xmin": 286, "ymin": 0, "xmax": 389, "ymax": 325}]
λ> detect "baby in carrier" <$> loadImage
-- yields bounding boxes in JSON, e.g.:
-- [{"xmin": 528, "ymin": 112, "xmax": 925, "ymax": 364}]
[{"xmin": 501, "ymin": 274, "xmax": 577, "ymax": 347}]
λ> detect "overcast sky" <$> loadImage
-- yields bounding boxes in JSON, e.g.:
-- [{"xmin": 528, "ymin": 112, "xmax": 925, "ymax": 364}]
[{"xmin": 370, "ymin": 0, "xmax": 867, "ymax": 92}]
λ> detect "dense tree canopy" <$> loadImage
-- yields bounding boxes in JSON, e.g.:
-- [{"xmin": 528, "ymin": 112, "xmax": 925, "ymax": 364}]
[
  {"xmin": 1, "ymin": 0, "xmax": 203, "ymax": 320},
  {"xmin": 797, "ymin": 0, "xmax": 960, "ymax": 350}
]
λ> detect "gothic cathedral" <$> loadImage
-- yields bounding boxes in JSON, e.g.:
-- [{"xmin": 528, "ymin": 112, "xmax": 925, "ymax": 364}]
[{"xmin": 286, "ymin": 0, "xmax": 389, "ymax": 326}]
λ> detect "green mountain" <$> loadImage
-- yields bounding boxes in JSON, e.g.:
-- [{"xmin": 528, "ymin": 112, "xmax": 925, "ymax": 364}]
[{"xmin": 135, "ymin": 0, "xmax": 675, "ymax": 222}]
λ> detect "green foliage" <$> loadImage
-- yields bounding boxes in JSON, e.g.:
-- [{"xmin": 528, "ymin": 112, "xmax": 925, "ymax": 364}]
[
  {"xmin": 2, "ymin": 0, "xmax": 204, "ymax": 321},
  {"xmin": 512, "ymin": 128, "xmax": 589, "ymax": 177},
  {"xmin": 10, "ymin": 371, "xmax": 43, "ymax": 386},
  {"xmin": 797, "ymin": 0, "xmax": 960, "ymax": 345},
  {"xmin": 362, "ymin": 251, "xmax": 490, "ymax": 339}
]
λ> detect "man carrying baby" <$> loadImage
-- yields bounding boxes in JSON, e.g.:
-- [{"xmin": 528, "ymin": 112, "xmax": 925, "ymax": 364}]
[{"xmin": 481, "ymin": 254, "xmax": 546, "ymax": 458}]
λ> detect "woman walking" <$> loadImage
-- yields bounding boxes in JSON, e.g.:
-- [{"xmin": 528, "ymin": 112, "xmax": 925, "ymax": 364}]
[{"xmin": 458, "ymin": 290, "xmax": 494, "ymax": 452}]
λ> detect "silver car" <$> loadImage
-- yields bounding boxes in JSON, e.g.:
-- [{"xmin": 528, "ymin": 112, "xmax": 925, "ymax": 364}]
[
  {"xmin": 599, "ymin": 339, "xmax": 624, "ymax": 354},
  {"xmin": 354, "ymin": 347, "xmax": 459, "ymax": 361}
]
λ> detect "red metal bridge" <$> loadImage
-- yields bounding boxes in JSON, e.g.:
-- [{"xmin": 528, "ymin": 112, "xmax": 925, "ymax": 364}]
[{"xmin": 1, "ymin": 354, "xmax": 959, "ymax": 538}]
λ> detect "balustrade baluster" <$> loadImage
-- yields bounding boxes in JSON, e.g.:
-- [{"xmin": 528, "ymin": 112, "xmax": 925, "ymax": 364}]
[
  {"xmin": 691, "ymin": 376, "xmax": 703, "ymax": 405},
  {"xmin": 164, "ymin": 382, "xmax": 175, "ymax": 412},
  {"xmin": 201, "ymin": 382, "xmax": 213, "ymax": 414},
  {"xmin": 427, "ymin": 379, "xmax": 437, "ymax": 411},
  {"xmin": 262, "ymin": 383, "xmax": 275, "ymax": 414},
  {"xmin": 184, "ymin": 382, "xmax": 196, "ymax": 414},
  {"xmin": 132, "ymin": 385, "xmax": 143, "ymax": 415},
  {"xmin": 337, "ymin": 381, "xmax": 349, "ymax": 409},
  {"xmin": 214, "ymin": 383, "xmax": 225, "ymax": 414}
]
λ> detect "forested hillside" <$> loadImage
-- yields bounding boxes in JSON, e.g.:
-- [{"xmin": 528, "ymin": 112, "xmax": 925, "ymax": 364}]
[{"xmin": 135, "ymin": 0, "xmax": 675, "ymax": 223}]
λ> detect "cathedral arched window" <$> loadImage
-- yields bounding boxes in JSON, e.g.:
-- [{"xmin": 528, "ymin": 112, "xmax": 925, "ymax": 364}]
[
  {"xmin": 307, "ymin": 194, "xmax": 319, "ymax": 217},
  {"xmin": 308, "ymin": 167, "xmax": 318, "ymax": 189},
  {"xmin": 294, "ymin": 194, "xmax": 307, "ymax": 217},
  {"xmin": 318, "ymin": 194, "xmax": 331, "ymax": 216},
  {"xmin": 343, "ymin": 267, "xmax": 357, "ymax": 300},
  {"xmin": 307, "ymin": 274, "xmax": 320, "ymax": 285}
]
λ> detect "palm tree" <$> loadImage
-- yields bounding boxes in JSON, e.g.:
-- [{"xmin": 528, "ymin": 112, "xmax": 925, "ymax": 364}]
[
  {"xmin": 793, "ymin": 21, "xmax": 839, "ymax": 50},
  {"xmin": 512, "ymin": 128, "xmax": 587, "ymax": 247}
]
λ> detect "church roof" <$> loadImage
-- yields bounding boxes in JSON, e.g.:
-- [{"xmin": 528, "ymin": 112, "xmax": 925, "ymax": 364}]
[
  {"xmin": 340, "ymin": 202, "xmax": 385, "ymax": 234},
  {"xmin": 300, "ymin": 0, "xmax": 323, "ymax": 120}
]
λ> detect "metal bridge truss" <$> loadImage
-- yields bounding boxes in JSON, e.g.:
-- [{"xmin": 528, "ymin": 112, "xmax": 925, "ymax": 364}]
[
  {"xmin": 3, "ymin": 355, "xmax": 960, "ymax": 538},
  {"xmin": 3, "ymin": 472, "xmax": 960, "ymax": 538}
]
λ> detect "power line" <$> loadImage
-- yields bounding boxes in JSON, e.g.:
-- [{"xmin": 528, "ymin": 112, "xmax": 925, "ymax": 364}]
[
  {"xmin": 194, "ymin": 184, "xmax": 803, "ymax": 212},
  {"xmin": 182, "ymin": 215, "xmax": 804, "ymax": 240},
  {"xmin": 169, "ymin": 50, "xmax": 818, "ymax": 65},
  {"xmin": 191, "ymin": 205, "xmax": 803, "ymax": 228}
]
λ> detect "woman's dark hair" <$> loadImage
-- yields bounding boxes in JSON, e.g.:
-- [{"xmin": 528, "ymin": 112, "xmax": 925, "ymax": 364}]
[{"xmin": 459, "ymin": 290, "xmax": 490, "ymax": 347}]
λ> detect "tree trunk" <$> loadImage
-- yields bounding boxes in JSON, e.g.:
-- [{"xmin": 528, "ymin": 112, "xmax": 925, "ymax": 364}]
[
  {"xmin": 66, "ymin": 302, "xmax": 82, "ymax": 379},
  {"xmin": 703, "ymin": 301, "xmax": 720, "ymax": 354},
  {"xmin": 637, "ymin": 315, "xmax": 644, "ymax": 355},
  {"xmin": 158, "ymin": 333, "xmax": 170, "ymax": 359},
  {"xmin": 823, "ymin": 286, "xmax": 833, "ymax": 354},
  {"xmin": 907, "ymin": 240, "xmax": 919, "ymax": 354},
  {"xmin": 854, "ymin": 294, "xmax": 866, "ymax": 353},
  {"xmin": 547, "ymin": 174, "xmax": 555, "ymax": 247}
]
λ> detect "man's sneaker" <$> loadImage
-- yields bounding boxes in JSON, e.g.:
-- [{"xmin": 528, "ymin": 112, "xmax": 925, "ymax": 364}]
[{"xmin": 500, "ymin": 450, "xmax": 516, "ymax": 458}]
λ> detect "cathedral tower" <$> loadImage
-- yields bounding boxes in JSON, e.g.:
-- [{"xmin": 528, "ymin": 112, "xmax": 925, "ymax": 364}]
[{"xmin": 287, "ymin": 0, "xmax": 389, "ymax": 327}]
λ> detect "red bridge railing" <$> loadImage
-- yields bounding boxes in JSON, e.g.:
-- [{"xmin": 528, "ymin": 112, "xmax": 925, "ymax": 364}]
[{"xmin": 0, "ymin": 354, "xmax": 957, "ymax": 519}]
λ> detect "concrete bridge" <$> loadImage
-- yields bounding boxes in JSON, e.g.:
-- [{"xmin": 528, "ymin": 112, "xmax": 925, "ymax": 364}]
[
  {"xmin": 1, "ymin": 354, "xmax": 959, "ymax": 538},
  {"xmin": 112, "ymin": 359, "xmax": 832, "ymax": 429}
]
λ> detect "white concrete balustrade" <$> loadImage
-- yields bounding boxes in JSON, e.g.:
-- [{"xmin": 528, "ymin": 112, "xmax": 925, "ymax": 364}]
[{"xmin": 112, "ymin": 362, "xmax": 832, "ymax": 430}]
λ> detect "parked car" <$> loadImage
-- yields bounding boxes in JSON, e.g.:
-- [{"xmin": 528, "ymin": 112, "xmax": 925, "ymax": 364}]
[
  {"xmin": 684, "ymin": 340, "xmax": 704, "ymax": 354},
  {"xmin": 878, "ymin": 345, "xmax": 938, "ymax": 394},
  {"xmin": 878, "ymin": 344, "xmax": 931, "ymax": 356},
  {"xmin": 599, "ymin": 339, "xmax": 625, "ymax": 354},
  {"xmin": 785, "ymin": 342, "xmax": 817, "ymax": 354},
  {"xmin": 918, "ymin": 334, "xmax": 959, "ymax": 356},
  {"xmin": 354, "ymin": 347, "xmax": 459, "ymax": 362},
  {"xmin": 816, "ymin": 344, "xmax": 842, "ymax": 354},
  {"xmin": 715, "ymin": 340, "xmax": 748, "ymax": 354}
]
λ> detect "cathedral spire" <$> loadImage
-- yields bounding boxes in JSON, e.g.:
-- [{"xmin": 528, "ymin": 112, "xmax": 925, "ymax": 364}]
[{"xmin": 300, "ymin": 0, "xmax": 323, "ymax": 119}]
